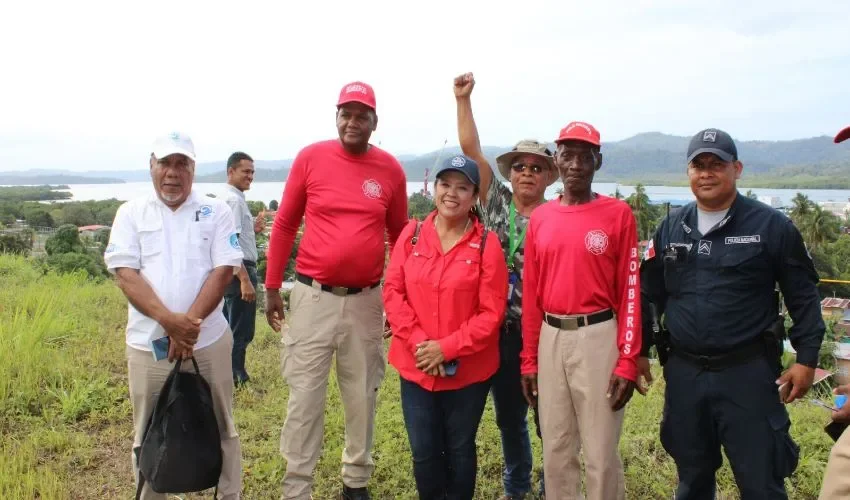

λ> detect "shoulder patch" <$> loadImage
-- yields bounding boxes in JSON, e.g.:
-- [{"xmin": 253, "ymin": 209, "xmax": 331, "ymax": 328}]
[{"xmin": 229, "ymin": 233, "xmax": 240, "ymax": 249}]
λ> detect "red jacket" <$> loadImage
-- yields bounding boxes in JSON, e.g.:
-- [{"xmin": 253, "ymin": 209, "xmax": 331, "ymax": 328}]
[{"xmin": 384, "ymin": 212, "xmax": 508, "ymax": 391}]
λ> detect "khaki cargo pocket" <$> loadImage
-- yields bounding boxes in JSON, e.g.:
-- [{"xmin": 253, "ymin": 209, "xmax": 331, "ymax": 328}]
[{"xmin": 769, "ymin": 409, "xmax": 800, "ymax": 480}]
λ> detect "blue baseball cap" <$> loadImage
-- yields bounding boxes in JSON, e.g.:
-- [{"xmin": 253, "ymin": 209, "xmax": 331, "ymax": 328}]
[{"xmin": 434, "ymin": 154, "xmax": 480, "ymax": 187}]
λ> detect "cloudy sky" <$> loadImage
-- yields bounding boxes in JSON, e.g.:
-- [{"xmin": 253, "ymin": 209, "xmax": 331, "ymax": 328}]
[{"xmin": 1, "ymin": 0, "xmax": 849, "ymax": 172}]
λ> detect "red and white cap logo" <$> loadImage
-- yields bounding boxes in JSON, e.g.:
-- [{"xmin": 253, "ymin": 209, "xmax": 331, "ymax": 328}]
[
  {"xmin": 337, "ymin": 81, "xmax": 377, "ymax": 110},
  {"xmin": 556, "ymin": 121, "xmax": 601, "ymax": 147}
]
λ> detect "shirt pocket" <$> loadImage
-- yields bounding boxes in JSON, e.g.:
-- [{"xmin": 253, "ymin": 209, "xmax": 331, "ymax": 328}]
[
  {"xmin": 405, "ymin": 247, "xmax": 436, "ymax": 285},
  {"xmin": 137, "ymin": 222, "xmax": 163, "ymax": 258},
  {"xmin": 718, "ymin": 244, "xmax": 769, "ymax": 287},
  {"xmin": 188, "ymin": 221, "xmax": 216, "ymax": 267},
  {"xmin": 451, "ymin": 253, "xmax": 482, "ymax": 291}
]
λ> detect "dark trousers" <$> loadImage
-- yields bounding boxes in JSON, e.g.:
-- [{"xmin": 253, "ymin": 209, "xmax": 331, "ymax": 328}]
[
  {"xmin": 661, "ymin": 354, "xmax": 800, "ymax": 500},
  {"xmin": 400, "ymin": 376, "xmax": 491, "ymax": 500},
  {"xmin": 222, "ymin": 263, "xmax": 257, "ymax": 377},
  {"xmin": 491, "ymin": 319, "xmax": 542, "ymax": 496}
]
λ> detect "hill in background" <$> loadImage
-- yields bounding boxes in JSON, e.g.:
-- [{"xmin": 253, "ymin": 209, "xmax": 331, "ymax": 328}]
[{"xmin": 3, "ymin": 133, "xmax": 850, "ymax": 188}]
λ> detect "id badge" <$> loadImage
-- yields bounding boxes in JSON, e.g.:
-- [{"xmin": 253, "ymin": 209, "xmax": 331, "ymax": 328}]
[{"xmin": 508, "ymin": 271, "xmax": 519, "ymax": 305}]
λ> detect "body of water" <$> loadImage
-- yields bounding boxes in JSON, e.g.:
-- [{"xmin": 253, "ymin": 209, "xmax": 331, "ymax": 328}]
[{"xmin": 48, "ymin": 182, "xmax": 850, "ymax": 208}]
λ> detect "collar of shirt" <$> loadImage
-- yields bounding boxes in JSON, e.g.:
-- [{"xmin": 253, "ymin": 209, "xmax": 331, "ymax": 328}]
[
  {"xmin": 223, "ymin": 183, "xmax": 246, "ymax": 200},
  {"xmin": 681, "ymin": 191, "xmax": 742, "ymax": 240}
]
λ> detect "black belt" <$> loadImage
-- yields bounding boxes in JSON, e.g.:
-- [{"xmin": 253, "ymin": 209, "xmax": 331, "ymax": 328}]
[
  {"xmin": 671, "ymin": 339, "xmax": 767, "ymax": 372},
  {"xmin": 243, "ymin": 260, "xmax": 256, "ymax": 267},
  {"xmin": 544, "ymin": 309, "xmax": 614, "ymax": 331},
  {"xmin": 295, "ymin": 272, "xmax": 379, "ymax": 297}
]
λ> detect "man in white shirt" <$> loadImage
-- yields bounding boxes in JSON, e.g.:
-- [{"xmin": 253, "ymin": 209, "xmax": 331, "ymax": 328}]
[
  {"xmin": 222, "ymin": 151, "xmax": 265, "ymax": 386},
  {"xmin": 104, "ymin": 132, "xmax": 245, "ymax": 499}
]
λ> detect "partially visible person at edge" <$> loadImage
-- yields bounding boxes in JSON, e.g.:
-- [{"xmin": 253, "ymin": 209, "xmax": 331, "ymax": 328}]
[
  {"xmin": 384, "ymin": 154, "xmax": 508, "ymax": 500},
  {"xmin": 453, "ymin": 71, "xmax": 555, "ymax": 500},
  {"xmin": 521, "ymin": 122, "xmax": 641, "ymax": 500},
  {"xmin": 221, "ymin": 151, "xmax": 266, "ymax": 386},
  {"xmin": 263, "ymin": 82, "xmax": 408, "ymax": 500},
  {"xmin": 639, "ymin": 128, "xmax": 824, "ymax": 500},
  {"xmin": 818, "ymin": 124, "xmax": 850, "ymax": 500},
  {"xmin": 104, "ymin": 132, "xmax": 244, "ymax": 499}
]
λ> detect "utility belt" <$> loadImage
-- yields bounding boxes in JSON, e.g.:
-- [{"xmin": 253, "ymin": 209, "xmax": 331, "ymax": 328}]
[
  {"xmin": 670, "ymin": 338, "xmax": 768, "ymax": 372},
  {"xmin": 544, "ymin": 309, "xmax": 614, "ymax": 331},
  {"xmin": 662, "ymin": 319, "xmax": 785, "ymax": 374},
  {"xmin": 295, "ymin": 272, "xmax": 380, "ymax": 297}
]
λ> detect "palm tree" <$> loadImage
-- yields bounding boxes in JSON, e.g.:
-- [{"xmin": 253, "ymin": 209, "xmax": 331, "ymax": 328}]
[
  {"xmin": 804, "ymin": 204, "xmax": 840, "ymax": 251},
  {"xmin": 626, "ymin": 184, "xmax": 658, "ymax": 240},
  {"xmin": 790, "ymin": 193, "xmax": 812, "ymax": 225},
  {"xmin": 612, "ymin": 186, "xmax": 624, "ymax": 200}
]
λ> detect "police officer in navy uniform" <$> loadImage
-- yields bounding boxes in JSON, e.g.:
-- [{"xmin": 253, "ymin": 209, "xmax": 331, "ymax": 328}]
[{"xmin": 639, "ymin": 128, "xmax": 825, "ymax": 500}]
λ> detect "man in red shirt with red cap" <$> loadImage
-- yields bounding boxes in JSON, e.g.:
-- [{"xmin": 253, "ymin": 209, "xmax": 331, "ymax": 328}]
[
  {"xmin": 264, "ymin": 81, "xmax": 409, "ymax": 500},
  {"xmin": 521, "ymin": 122, "xmax": 641, "ymax": 500}
]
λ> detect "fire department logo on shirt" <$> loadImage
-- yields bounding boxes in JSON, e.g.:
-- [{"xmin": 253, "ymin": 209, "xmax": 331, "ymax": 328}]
[
  {"xmin": 362, "ymin": 179, "xmax": 382, "ymax": 199},
  {"xmin": 585, "ymin": 229, "xmax": 609, "ymax": 255}
]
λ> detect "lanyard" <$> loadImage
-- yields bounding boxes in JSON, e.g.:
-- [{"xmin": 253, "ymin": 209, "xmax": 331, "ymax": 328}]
[{"xmin": 507, "ymin": 201, "xmax": 528, "ymax": 269}]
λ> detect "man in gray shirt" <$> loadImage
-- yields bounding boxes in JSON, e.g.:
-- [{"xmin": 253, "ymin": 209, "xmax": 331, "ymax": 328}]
[{"xmin": 222, "ymin": 151, "xmax": 265, "ymax": 385}]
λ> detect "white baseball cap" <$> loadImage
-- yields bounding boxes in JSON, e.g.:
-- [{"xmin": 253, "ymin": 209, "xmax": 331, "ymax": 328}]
[{"xmin": 152, "ymin": 131, "xmax": 196, "ymax": 161}]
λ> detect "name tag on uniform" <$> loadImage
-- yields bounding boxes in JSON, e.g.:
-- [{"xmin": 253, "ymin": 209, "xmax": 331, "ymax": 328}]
[{"xmin": 725, "ymin": 235, "xmax": 761, "ymax": 245}]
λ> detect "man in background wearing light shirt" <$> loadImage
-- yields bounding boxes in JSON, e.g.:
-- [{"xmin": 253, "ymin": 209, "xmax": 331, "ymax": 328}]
[
  {"xmin": 222, "ymin": 151, "xmax": 265, "ymax": 386},
  {"xmin": 105, "ymin": 132, "xmax": 245, "ymax": 499}
]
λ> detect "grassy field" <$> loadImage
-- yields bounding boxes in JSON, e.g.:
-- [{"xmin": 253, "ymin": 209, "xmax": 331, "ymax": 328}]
[{"xmin": 0, "ymin": 253, "xmax": 841, "ymax": 499}]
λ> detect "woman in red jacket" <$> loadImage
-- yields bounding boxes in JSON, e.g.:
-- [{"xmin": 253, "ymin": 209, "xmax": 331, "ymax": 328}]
[{"xmin": 384, "ymin": 154, "xmax": 508, "ymax": 500}]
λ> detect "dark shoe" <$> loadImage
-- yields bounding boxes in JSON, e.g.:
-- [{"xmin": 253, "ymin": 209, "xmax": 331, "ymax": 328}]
[{"xmin": 340, "ymin": 484, "xmax": 370, "ymax": 500}]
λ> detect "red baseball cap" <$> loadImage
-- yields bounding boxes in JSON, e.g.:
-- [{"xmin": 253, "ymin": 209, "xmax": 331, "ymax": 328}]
[
  {"xmin": 835, "ymin": 126, "xmax": 850, "ymax": 144},
  {"xmin": 337, "ymin": 81, "xmax": 376, "ymax": 111},
  {"xmin": 555, "ymin": 121, "xmax": 601, "ymax": 146}
]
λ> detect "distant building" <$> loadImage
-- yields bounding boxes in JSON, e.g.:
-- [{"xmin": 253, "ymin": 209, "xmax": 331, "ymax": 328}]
[
  {"xmin": 77, "ymin": 225, "xmax": 109, "ymax": 238},
  {"xmin": 757, "ymin": 196, "xmax": 782, "ymax": 209},
  {"xmin": 822, "ymin": 297, "xmax": 850, "ymax": 318},
  {"xmin": 818, "ymin": 200, "xmax": 850, "ymax": 219},
  {"xmin": 834, "ymin": 309, "xmax": 850, "ymax": 337}
]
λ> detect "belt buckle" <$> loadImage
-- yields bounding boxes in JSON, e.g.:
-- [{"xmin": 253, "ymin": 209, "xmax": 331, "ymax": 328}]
[
  {"xmin": 561, "ymin": 317, "xmax": 579, "ymax": 331},
  {"xmin": 330, "ymin": 286, "xmax": 348, "ymax": 297}
]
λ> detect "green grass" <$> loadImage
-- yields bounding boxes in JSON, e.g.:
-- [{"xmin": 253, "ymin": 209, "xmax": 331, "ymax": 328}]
[{"xmin": 0, "ymin": 253, "xmax": 840, "ymax": 499}]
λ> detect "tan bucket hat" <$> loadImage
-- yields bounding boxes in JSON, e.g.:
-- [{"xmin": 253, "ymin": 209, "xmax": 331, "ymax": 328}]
[{"xmin": 495, "ymin": 139, "xmax": 558, "ymax": 186}]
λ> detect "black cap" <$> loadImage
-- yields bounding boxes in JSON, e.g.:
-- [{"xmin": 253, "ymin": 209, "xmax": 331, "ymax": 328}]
[
  {"xmin": 687, "ymin": 128, "xmax": 738, "ymax": 163},
  {"xmin": 434, "ymin": 154, "xmax": 481, "ymax": 187}
]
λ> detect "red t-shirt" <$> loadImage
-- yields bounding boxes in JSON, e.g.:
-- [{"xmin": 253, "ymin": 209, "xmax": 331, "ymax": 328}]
[
  {"xmin": 265, "ymin": 140, "xmax": 408, "ymax": 289},
  {"xmin": 521, "ymin": 194, "xmax": 642, "ymax": 382},
  {"xmin": 384, "ymin": 213, "xmax": 508, "ymax": 391}
]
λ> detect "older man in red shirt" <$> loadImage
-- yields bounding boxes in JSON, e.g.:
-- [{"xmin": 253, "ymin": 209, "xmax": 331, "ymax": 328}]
[
  {"xmin": 521, "ymin": 122, "xmax": 641, "ymax": 500},
  {"xmin": 264, "ymin": 82, "xmax": 408, "ymax": 500}
]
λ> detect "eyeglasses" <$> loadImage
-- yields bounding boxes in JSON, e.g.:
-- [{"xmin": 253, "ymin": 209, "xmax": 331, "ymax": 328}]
[{"xmin": 511, "ymin": 163, "xmax": 545, "ymax": 174}]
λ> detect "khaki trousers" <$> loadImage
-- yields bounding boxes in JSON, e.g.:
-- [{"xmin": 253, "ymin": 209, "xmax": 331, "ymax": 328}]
[
  {"xmin": 127, "ymin": 330, "xmax": 242, "ymax": 499},
  {"xmin": 280, "ymin": 281, "xmax": 386, "ymax": 500},
  {"xmin": 820, "ymin": 426, "xmax": 850, "ymax": 499},
  {"xmin": 537, "ymin": 318, "xmax": 626, "ymax": 500}
]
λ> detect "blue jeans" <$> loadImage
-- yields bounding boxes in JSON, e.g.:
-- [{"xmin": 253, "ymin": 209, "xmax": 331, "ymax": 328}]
[
  {"xmin": 400, "ymin": 376, "xmax": 491, "ymax": 500},
  {"xmin": 222, "ymin": 263, "xmax": 257, "ymax": 375},
  {"xmin": 491, "ymin": 319, "xmax": 544, "ymax": 497}
]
